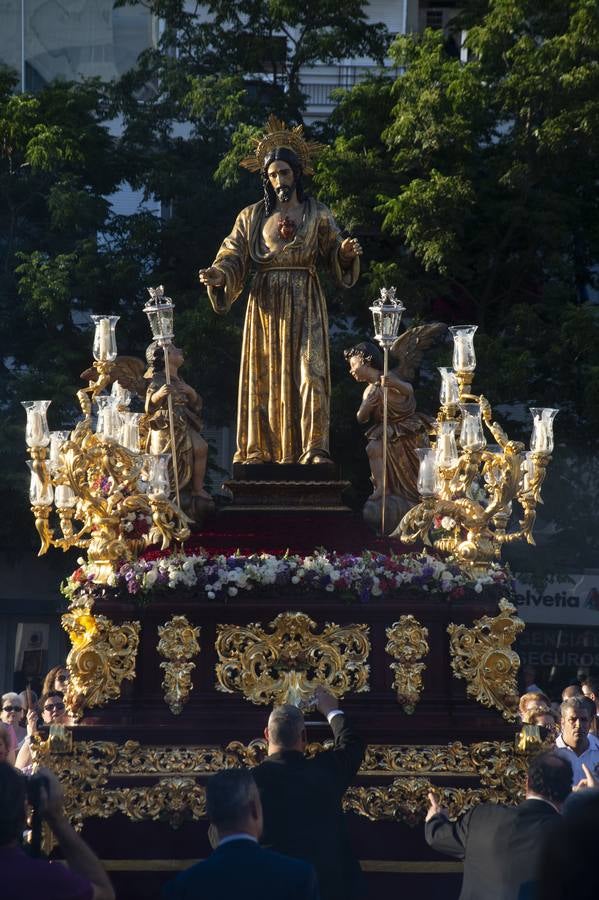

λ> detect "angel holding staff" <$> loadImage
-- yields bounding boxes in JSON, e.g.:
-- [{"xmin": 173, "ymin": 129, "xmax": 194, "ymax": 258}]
[{"xmin": 345, "ymin": 323, "xmax": 445, "ymax": 534}]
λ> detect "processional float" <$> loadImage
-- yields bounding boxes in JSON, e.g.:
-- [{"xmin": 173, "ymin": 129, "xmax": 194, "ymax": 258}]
[{"xmin": 20, "ymin": 288, "xmax": 558, "ymax": 899}]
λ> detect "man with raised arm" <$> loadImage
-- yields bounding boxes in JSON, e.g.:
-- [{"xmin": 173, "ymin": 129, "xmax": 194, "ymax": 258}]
[{"xmin": 252, "ymin": 685, "xmax": 365, "ymax": 900}]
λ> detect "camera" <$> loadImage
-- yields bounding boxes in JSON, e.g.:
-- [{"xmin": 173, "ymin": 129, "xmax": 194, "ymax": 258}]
[{"xmin": 25, "ymin": 772, "xmax": 50, "ymax": 857}]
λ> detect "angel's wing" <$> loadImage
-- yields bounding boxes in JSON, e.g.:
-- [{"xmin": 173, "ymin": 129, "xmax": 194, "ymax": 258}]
[
  {"xmin": 80, "ymin": 355, "xmax": 147, "ymax": 396},
  {"xmin": 390, "ymin": 323, "xmax": 447, "ymax": 382}
]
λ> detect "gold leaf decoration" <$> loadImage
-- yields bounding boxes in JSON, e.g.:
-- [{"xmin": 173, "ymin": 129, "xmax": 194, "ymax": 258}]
[
  {"xmin": 62, "ymin": 604, "xmax": 140, "ymax": 715},
  {"xmin": 385, "ymin": 616, "xmax": 429, "ymax": 713},
  {"xmin": 214, "ymin": 611, "xmax": 370, "ymax": 706},
  {"xmin": 157, "ymin": 615, "xmax": 201, "ymax": 715},
  {"xmin": 33, "ymin": 738, "xmax": 526, "ymax": 830},
  {"xmin": 447, "ymin": 598, "xmax": 523, "ymax": 720},
  {"xmin": 344, "ymin": 779, "xmax": 487, "ymax": 827}
]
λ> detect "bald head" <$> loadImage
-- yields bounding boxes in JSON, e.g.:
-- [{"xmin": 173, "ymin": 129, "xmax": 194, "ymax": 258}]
[{"xmin": 266, "ymin": 704, "xmax": 306, "ymax": 752}]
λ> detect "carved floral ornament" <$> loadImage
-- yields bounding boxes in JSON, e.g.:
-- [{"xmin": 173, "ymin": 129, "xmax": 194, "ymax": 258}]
[
  {"xmin": 157, "ymin": 615, "xmax": 201, "ymax": 715},
  {"xmin": 385, "ymin": 616, "xmax": 429, "ymax": 714},
  {"xmin": 33, "ymin": 738, "xmax": 528, "ymax": 831},
  {"xmin": 215, "ymin": 611, "xmax": 371, "ymax": 707},
  {"xmin": 62, "ymin": 602, "xmax": 140, "ymax": 716},
  {"xmin": 447, "ymin": 598, "xmax": 524, "ymax": 721}
]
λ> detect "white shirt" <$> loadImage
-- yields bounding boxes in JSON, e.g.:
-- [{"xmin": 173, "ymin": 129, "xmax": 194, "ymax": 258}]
[
  {"xmin": 555, "ymin": 732, "xmax": 599, "ymax": 784},
  {"xmin": 218, "ymin": 833, "xmax": 258, "ymax": 847}
]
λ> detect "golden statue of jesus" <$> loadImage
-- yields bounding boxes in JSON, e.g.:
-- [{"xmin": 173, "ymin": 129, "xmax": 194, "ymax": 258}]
[{"xmin": 199, "ymin": 117, "xmax": 361, "ymax": 465}]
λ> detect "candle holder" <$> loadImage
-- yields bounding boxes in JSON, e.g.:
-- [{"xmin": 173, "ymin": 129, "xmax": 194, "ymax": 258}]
[
  {"xmin": 397, "ymin": 329, "xmax": 558, "ymax": 573},
  {"xmin": 23, "ymin": 319, "xmax": 190, "ymax": 582},
  {"xmin": 449, "ymin": 325, "xmax": 477, "ymax": 398},
  {"xmin": 22, "ymin": 401, "xmax": 51, "ymax": 448},
  {"xmin": 91, "ymin": 315, "xmax": 119, "ymax": 362}
]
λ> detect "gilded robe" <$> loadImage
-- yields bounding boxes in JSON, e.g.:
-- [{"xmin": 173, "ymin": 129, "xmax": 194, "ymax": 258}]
[
  {"xmin": 362, "ymin": 373, "xmax": 433, "ymax": 505},
  {"xmin": 207, "ymin": 198, "xmax": 359, "ymax": 464}
]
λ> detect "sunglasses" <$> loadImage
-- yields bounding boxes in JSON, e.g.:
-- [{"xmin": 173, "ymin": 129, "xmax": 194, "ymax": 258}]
[
  {"xmin": 2, "ymin": 706, "xmax": 22, "ymax": 713},
  {"xmin": 56, "ymin": 674, "xmax": 69, "ymax": 682},
  {"xmin": 43, "ymin": 703, "xmax": 65, "ymax": 712}
]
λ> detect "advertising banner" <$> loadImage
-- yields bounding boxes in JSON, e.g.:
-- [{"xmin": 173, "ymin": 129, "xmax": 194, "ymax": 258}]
[{"xmin": 514, "ymin": 573, "xmax": 599, "ymax": 626}]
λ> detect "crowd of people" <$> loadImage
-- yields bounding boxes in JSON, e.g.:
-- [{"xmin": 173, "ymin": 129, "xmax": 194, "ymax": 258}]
[
  {"xmin": 2, "ymin": 668, "xmax": 599, "ymax": 900},
  {"xmin": 0, "ymin": 666, "xmax": 73, "ymax": 773}
]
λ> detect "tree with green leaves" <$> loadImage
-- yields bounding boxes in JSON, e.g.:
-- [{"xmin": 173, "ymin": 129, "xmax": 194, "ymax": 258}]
[
  {"xmin": 314, "ymin": 0, "xmax": 599, "ymax": 568},
  {"xmin": 0, "ymin": 0, "xmax": 389, "ymax": 555}
]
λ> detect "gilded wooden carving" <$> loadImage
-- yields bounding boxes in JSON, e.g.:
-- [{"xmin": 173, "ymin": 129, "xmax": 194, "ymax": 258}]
[
  {"xmin": 345, "ymin": 779, "xmax": 486, "ymax": 826},
  {"xmin": 157, "ymin": 615, "xmax": 201, "ymax": 715},
  {"xmin": 33, "ymin": 738, "xmax": 526, "ymax": 830},
  {"xmin": 215, "ymin": 611, "xmax": 370, "ymax": 706},
  {"xmin": 447, "ymin": 598, "xmax": 523, "ymax": 721},
  {"xmin": 62, "ymin": 604, "xmax": 140, "ymax": 715},
  {"xmin": 385, "ymin": 616, "xmax": 429, "ymax": 713}
]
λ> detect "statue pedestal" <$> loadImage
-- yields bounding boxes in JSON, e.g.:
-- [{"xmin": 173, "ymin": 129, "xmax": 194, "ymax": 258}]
[
  {"xmin": 222, "ymin": 462, "xmax": 351, "ymax": 510},
  {"xmin": 45, "ymin": 547, "xmax": 523, "ymax": 900}
]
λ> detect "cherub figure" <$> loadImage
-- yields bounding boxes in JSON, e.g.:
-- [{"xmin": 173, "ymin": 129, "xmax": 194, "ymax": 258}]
[
  {"xmin": 345, "ymin": 324, "xmax": 446, "ymax": 534},
  {"xmin": 145, "ymin": 342, "xmax": 212, "ymax": 517}
]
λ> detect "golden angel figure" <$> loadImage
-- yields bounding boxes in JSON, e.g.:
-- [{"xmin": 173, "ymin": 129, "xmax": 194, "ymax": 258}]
[
  {"xmin": 200, "ymin": 116, "xmax": 361, "ymax": 465},
  {"xmin": 345, "ymin": 324, "xmax": 446, "ymax": 534}
]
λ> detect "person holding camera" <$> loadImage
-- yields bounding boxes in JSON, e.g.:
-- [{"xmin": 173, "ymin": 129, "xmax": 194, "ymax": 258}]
[
  {"xmin": 0, "ymin": 762, "xmax": 114, "ymax": 900},
  {"xmin": 15, "ymin": 690, "xmax": 70, "ymax": 772}
]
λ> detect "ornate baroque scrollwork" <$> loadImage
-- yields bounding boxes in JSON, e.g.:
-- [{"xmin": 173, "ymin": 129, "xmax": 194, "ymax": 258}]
[
  {"xmin": 33, "ymin": 738, "xmax": 526, "ymax": 830},
  {"xmin": 62, "ymin": 603, "xmax": 140, "ymax": 715},
  {"xmin": 385, "ymin": 616, "xmax": 429, "ymax": 713},
  {"xmin": 215, "ymin": 611, "xmax": 370, "ymax": 706},
  {"xmin": 344, "ymin": 779, "xmax": 486, "ymax": 827},
  {"xmin": 157, "ymin": 615, "xmax": 201, "ymax": 715},
  {"xmin": 447, "ymin": 598, "xmax": 523, "ymax": 720}
]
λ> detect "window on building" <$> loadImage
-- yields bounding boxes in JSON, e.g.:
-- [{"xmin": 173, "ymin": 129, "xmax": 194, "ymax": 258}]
[{"xmin": 0, "ymin": 0, "xmax": 157, "ymax": 92}]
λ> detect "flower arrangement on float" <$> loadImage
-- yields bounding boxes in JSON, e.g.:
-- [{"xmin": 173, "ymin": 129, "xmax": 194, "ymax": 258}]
[{"xmin": 61, "ymin": 548, "xmax": 512, "ymax": 606}]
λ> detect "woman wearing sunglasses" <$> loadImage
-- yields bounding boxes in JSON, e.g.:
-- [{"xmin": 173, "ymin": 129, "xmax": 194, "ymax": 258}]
[
  {"xmin": 42, "ymin": 665, "xmax": 70, "ymax": 698},
  {"xmin": 15, "ymin": 690, "xmax": 70, "ymax": 773},
  {"xmin": 1, "ymin": 692, "xmax": 26, "ymax": 750}
]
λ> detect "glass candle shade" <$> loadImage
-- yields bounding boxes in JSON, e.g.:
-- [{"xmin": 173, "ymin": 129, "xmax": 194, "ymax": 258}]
[
  {"xmin": 147, "ymin": 453, "xmax": 171, "ymax": 495},
  {"xmin": 449, "ymin": 325, "xmax": 477, "ymax": 372},
  {"xmin": 27, "ymin": 461, "xmax": 53, "ymax": 506},
  {"xmin": 120, "ymin": 412, "xmax": 142, "ymax": 452},
  {"xmin": 369, "ymin": 287, "xmax": 405, "ymax": 347},
  {"xmin": 22, "ymin": 401, "xmax": 51, "ymax": 448},
  {"xmin": 55, "ymin": 484, "xmax": 76, "ymax": 508},
  {"xmin": 144, "ymin": 286, "xmax": 174, "ymax": 344},
  {"xmin": 438, "ymin": 368, "xmax": 459, "ymax": 407},
  {"xmin": 436, "ymin": 421, "xmax": 459, "ymax": 468},
  {"xmin": 530, "ymin": 408, "xmax": 558, "ymax": 454},
  {"xmin": 111, "ymin": 380, "xmax": 131, "ymax": 409},
  {"xmin": 91, "ymin": 315, "xmax": 119, "ymax": 362},
  {"xmin": 95, "ymin": 396, "xmax": 121, "ymax": 440},
  {"xmin": 459, "ymin": 403, "xmax": 486, "ymax": 452},
  {"xmin": 416, "ymin": 448, "xmax": 439, "ymax": 497},
  {"xmin": 49, "ymin": 430, "xmax": 71, "ymax": 467}
]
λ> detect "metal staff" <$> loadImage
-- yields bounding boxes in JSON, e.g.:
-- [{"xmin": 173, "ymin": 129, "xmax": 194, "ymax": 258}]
[
  {"xmin": 161, "ymin": 342, "xmax": 181, "ymax": 508},
  {"xmin": 369, "ymin": 288, "xmax": 405, "ymax": 536},
  {"xmin": 144, "ymin": 286, "xmax": 181, "ymax": 508}
]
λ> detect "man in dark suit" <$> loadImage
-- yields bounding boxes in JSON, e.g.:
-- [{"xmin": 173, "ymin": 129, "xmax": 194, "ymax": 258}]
[
  {"xmin": 424, "ymin": 751, "xmax": 573, "ymax": 900},
  {"xmin": 252, "ymin": 685, "xmax": 365, "ymax": 900},
  {"xmin": 163, "ymin": 768, "xmax": 319, "ymax": 900}
]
